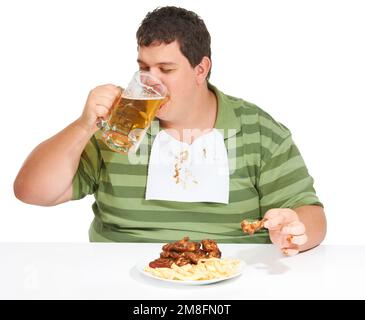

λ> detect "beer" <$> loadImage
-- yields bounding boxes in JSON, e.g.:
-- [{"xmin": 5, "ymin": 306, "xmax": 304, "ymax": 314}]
[
  {"xmin": 98, "ymin": 70, "xmax": 168, "ymax": 154},
  {"xmin": 103, "ymin": 96, "xmax": 165, "ymax": 153}
]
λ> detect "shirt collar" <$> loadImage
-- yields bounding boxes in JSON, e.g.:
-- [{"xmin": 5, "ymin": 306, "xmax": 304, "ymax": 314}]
[
  {"xmin": 209, "ymin": 83, "xmax": 241, "ymax": 139},
  {"xmin": 147, "ymin": 83, "xmax": 241, "ymax": 139}
]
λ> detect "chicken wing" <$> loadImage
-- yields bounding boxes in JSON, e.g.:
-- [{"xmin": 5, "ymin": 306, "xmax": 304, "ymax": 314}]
[
  {"xmin": 241, "ymin": 218, "xmax": 267, "ymax": 235},
  {"xmin": 149, "ymin": 237, "xmax": 222, "ymax": 268},
  {"xmin": 201, "ymin": 239, "xmax": 222, "ymax": 258},
  {"xmin": 162, "ymin": 236, "xmax": 200, "ymax": 252}
]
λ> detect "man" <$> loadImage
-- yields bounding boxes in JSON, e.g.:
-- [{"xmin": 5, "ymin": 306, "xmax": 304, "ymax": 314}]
[{"xmin": 14, "ymin": 6, "xmax": 326, "ymax": 255}]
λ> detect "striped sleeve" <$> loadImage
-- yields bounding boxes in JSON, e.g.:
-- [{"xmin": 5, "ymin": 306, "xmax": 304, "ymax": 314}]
[
  {"xmin": 257, "ymin": 130, "xmax": 323, "ymax": 214},
  {"xmin": 72, "ymin": 135, "xmax": 102, "ymax": 200}
]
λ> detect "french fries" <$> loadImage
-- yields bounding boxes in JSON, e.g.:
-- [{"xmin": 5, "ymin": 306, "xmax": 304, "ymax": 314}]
[{"xmin": 144, "ymin": 257, "xmax": 241, "ymax": 281}]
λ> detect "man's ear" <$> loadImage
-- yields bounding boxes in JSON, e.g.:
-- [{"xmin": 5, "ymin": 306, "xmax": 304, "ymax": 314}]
[{"xmin": 195, "ymin": 56, "xmax": 211, "ymax": 84}]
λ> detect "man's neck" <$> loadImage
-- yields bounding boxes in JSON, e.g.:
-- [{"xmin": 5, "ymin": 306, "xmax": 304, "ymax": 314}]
[{"xmin": 160, "ymin": 86, "xmax": 217, "ymax": 144}]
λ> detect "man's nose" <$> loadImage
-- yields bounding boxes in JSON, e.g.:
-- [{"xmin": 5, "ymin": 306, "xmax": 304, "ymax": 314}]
[{"xmin": 148, "ymin": 68, "xmax": 163, "ymax": 80}]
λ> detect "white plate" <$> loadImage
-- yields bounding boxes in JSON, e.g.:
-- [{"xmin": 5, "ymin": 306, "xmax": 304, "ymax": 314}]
[{"xmin": 136, "ymin": 258, "xmax": 245, "ymax": 285}]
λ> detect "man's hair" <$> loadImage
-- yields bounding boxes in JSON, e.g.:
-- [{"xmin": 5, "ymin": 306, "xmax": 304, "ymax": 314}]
[{"xmin": 136, "ymin": 6, "xmax": 212, "ymax": 79}]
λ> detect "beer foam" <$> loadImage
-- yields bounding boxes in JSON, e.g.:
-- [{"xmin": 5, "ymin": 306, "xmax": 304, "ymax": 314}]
[{"xmin": 122, "ymin": 95, "xmax": 165, "ymax": 100}]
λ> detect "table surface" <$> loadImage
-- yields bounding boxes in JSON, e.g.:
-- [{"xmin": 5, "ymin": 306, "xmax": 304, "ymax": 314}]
[{"xmin": 1, "ymin": 243, "xmax": 364, "ymax": 299}]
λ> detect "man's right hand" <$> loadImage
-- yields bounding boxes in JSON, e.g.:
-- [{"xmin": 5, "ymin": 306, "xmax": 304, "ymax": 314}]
[
  {"xmin": 14, "ymin": 84, "xmax": 123, "ymax": 206},
  {"xmin": 77, "ymin": 84, "xmax": 122, "ymax": 134}
]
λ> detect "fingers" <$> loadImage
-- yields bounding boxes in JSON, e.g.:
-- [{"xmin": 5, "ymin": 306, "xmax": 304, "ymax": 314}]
[
  {"xmin": 93, "ymin": 96, "xmax": 115, "ymax": 109},
  {"xmin": 264, "ymin": 208, "xmax": 299, "ymax": 231},
  {"xmin": 264, "ymin": 215, "xmax": 284, "ymax": 230},
  {"xmin": 282, "ymin": 222, "xmax": 308, "ymax": 246},
  {"xmin": 92, "ymin": 91, "xmax": 120, "ymax": 103},
  {"xmin": 281, "ymin": 237, "xmax": 301, "ymax": 256},
  {"xmin": 79, "ymin": 84, "xmax": 122, "ymax": 132},
  {"xmin": 282, "ymin": 247, "xmax": 299, "ymax": 256},
  {"xmin": 290, "ymin": 234, "xmax": 308, "ymax": 245},
  {"xmin": 89, "ymin": 85, "xmax": 122, "ymax": 104},
  {"xmin": 93, "ymin": 84, "xmax": 121, "ymax": 96},
  {"xmin": 267, "ymin": 225, "xmax": 307, "ymax": 257},
  {"xmin": 263, "ymin": 208, "xmax": 308, "ymax": 256},
  {"xmin": 269, "ymin": 231, "xmax": 307, "ymax": 250},
  {"xmin": 87, "ymin": 84, "xmax": 122, "ymax": 117},
  {"xmin": 281, "ymin": 221, "xmax": 306, "ymax": 235},
  {"xmin": 264, "ymin": 208, "xmax": 298, "ymax": 220},
  {"xmin": 95, "ymin": 104, "xmax": 110, "ymax": 118}
]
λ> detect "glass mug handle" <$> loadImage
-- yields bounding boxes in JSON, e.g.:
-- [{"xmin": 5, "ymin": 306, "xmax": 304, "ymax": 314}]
[{"xmin": 96, "ymin": 86, "xmax": 123, "ymax": 132}]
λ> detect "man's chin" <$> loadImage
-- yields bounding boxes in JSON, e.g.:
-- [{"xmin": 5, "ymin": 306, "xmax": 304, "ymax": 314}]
[
  {"xmin": 155, "ymin": 113, "xmax": 167, "ymax": 121},
  {"xmin": 155, "ymin": 104, "xmax": 168, "ymax": 120}
]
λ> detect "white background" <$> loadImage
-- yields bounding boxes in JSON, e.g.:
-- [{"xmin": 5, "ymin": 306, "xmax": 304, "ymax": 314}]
[{"xmin": 0, "ymin": 0, "xmax": 364, "ymax": 243}]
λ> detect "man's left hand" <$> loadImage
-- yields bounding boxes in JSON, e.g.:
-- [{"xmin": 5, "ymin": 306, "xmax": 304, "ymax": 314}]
[{"xmin": 264, "ymin": 208, "xmax": 308, "ymax": 256}]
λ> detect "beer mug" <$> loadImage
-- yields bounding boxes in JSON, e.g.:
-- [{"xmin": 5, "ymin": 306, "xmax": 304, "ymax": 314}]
[{"xmin": 97, "ymin": 71, "xmax": 168, "ymax": 154}]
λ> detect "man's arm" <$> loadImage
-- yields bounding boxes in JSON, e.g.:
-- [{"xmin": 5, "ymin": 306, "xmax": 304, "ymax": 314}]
[
  {"xmin": 13, "ymin": 120, "xmax": 95, "ymax": 206},
  {"xmin": 294, "ymin": 205, "xmax": 327, "ymax": 252},
  {"xmin": 13, "ymin": 84, "xmax": 121, "ymax": 206}
]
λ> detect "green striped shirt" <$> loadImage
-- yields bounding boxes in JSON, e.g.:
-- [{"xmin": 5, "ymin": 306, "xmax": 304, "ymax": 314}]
[{"xmin": 72, "ymin": 84, "xmax": 323, "ymax": 243}]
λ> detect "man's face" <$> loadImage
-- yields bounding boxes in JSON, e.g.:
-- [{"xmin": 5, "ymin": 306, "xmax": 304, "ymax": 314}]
[{"xmin": 137, "ymin": 41, "xmax": 198, "ymax": 124}]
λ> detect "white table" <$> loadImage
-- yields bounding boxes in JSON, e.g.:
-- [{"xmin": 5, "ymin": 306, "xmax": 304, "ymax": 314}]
[{"xmin": 0, "ymin": 243, "xmax": 364, "ymax": 299}]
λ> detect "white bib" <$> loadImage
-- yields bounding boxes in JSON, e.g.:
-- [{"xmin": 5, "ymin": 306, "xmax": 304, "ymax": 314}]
[{"xmin": 145, "ymin": 129, "xmax": 229, "ymax": 203}]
